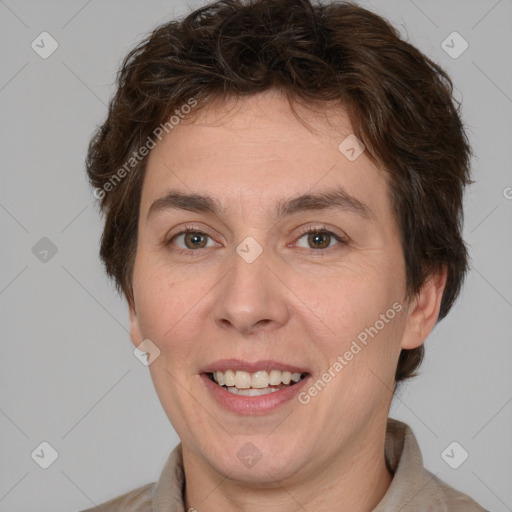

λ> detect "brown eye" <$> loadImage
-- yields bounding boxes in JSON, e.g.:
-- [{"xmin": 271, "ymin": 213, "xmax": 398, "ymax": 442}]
[
  {"xmin": 183, "ymin": 232, "xmax": 208, "ymax": 249},
  {"xmin": 169, "ymin": 229, "xmax": 215, "ymax": 251},
  {"xmin": 307, "ymin": 231, "xmax": 332, "ymax": 249},
  {"xmin": 295, "ymin": 229, "xmax": 345, "ymax": 251}
]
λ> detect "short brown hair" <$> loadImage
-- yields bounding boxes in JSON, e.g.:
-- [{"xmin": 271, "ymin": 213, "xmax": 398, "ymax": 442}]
[{"xmin": 86, "ymin": 0, "xmax": 472, "ymax": 383}]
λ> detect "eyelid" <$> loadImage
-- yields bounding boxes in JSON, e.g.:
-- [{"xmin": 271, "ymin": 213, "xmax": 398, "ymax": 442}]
[{"xmin": 295, "ymin": 223, "xmax": 347, "ymax": 240}]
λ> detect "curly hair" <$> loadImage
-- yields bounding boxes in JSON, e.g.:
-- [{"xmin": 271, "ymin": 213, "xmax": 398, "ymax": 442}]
[{"xmin": 86, "ymin": 0, "xmax": 472, "ymax": 383}]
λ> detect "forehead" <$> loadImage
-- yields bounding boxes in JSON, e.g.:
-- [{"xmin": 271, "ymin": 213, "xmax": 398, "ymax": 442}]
[{"xmin": 141, "ymin": 90, "xmax": 392, "ymax": 224}]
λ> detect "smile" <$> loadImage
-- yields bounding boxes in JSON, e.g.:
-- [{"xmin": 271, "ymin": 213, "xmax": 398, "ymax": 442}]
[
  {"xmin": 207, "ymin": 369, "xmax": 307, "ymax": 396},
  {"xmin": 200, "ymin": 360, "xmax": 311, "ymax": 414}
]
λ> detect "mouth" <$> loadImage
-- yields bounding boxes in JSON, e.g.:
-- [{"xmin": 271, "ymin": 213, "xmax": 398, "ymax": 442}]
[
  {"xmin": 205, "ymin": 369, "xmax": 309, "ymax": 396},
  {"xmin": 200, "ymin": 360, "xmax": 311, "ymax": 414}
]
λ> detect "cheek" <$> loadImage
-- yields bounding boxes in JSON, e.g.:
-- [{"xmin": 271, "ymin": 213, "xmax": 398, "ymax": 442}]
[
  {"xmin": 132, "ymin": 256, "xmax": 214, "ymax": 356},
  {"xmin": 296, "ymin": 261, "xmax": 402, "ymax": 340},
  {"xmin": 298, "ymin": 268, "xmax": 406, "ymax": 395}
]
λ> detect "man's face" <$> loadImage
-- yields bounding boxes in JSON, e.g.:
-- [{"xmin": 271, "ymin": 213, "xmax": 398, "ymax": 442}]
[{"xmin": 129, "ymin": 90, "xmax": 414, "ymax": 483}]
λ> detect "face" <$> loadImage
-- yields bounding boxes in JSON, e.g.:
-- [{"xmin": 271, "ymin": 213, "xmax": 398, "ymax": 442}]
[{"xmin": 129, "ymin": 90, "xmax": 433, "ymax": 484}]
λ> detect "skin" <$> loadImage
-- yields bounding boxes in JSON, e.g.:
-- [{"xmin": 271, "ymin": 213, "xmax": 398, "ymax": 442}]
[{"xmin": 129, "ymin": 89, "xmax": 447, "ymax": 512}]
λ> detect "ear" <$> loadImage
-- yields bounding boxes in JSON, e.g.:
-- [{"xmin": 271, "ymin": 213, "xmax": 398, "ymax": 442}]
[
  {"xmin": 129, "ymin": 302, "xmax": 144, "ymax": 349},
  {"xmin": 401, "ymin": 265, "xmax": 448, "ymax": 350}
]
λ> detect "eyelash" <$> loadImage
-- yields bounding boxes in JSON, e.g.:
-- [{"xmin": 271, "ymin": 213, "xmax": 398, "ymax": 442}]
[{"xmin": 166, "ymin": 224, "xmax": 348, "ymax": 256}]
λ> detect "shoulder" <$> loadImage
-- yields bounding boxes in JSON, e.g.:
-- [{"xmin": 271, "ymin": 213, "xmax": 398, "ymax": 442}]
[
  {"xmin": 380, "ymin": 419, "xmax": 490, "ymax": 511},
  {"xmin": 79, "ymin": 481, "xmax": 156, "ymax": 512},
  {"xmin": 78, "ymin": 444, "xmax": 184, "ymax": 512},
  {"xmin": 415, "ymin": 469, "xmax": 490, "ymax": 511}
]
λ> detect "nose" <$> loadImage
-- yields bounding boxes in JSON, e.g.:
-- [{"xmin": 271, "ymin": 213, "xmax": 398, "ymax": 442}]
[{"xmin": 212, "ymin": 244, "xmax": 290, "ymax": 336}]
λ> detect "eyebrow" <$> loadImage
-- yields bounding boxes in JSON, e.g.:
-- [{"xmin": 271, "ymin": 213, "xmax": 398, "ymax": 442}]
[{"xmin": 147, "ymin": 186, "xmax": 374, "ymax": 222}]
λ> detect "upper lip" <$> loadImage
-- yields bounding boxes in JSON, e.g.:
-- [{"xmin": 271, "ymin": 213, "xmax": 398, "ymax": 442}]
[{"xmin": 200, "ymin": 359, "xmax": 310, "ymax": 374}]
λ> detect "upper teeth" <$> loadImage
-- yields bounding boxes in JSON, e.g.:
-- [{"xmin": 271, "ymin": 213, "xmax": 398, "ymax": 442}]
[{"xmin": 212, "ymin": 370, "xmax": 303, "ymax": 389}]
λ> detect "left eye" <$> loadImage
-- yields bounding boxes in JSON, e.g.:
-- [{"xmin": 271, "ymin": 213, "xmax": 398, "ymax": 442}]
[{"xmin": 295, "ymin": 229, "xmax": 345, "ymax": 250}]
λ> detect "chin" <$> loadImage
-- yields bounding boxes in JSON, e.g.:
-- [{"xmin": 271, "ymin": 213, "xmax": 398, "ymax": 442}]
[{"xmin": 198, "ymin": 435, "xmax": 310, "ymax": 485}]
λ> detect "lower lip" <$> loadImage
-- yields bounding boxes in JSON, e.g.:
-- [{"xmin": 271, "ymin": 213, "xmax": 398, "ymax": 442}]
[{"xmin": 201, "ymin": 374, "xmax": 311, "ymax": 415}]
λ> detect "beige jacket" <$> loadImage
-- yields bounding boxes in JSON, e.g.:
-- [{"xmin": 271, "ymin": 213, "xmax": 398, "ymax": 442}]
[{"xmin": 81, "ymin": 419, "xmax": 489, "ymax": 511}]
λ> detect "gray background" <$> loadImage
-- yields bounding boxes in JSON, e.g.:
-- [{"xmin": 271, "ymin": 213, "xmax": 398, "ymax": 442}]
[{"xmin": 0, "ymin": 0, "xmax": 511, "ymax": 510}]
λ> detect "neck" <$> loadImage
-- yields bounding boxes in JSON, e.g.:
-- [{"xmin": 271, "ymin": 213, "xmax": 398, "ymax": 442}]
[{"xmin": 183, "ymin": 419, "xmax": 393, "ymax": 512}]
